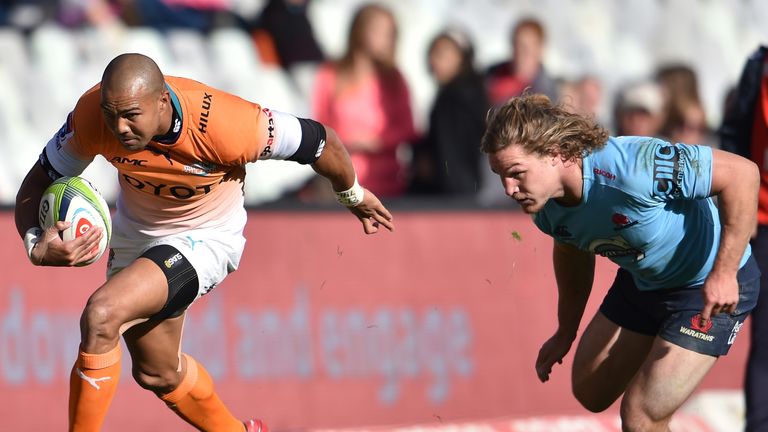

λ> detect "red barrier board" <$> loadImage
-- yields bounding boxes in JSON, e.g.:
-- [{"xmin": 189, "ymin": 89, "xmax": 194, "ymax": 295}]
[{"xmin": 0, "ymin": 212, "xmax": 749, "ymax": 431}]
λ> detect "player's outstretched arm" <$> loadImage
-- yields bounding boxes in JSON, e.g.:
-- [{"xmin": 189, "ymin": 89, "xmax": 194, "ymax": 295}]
[
  {"xmin": 535, "ymin": 241, "xmax": 595, "ymax": 382},
  {"xmin": 311, "ymin": 126, "xmax": 394, "ymax": 234},
  {"xmin": 699, "ymin": 148, "xmax": 760, "ymax": 323},
  {"xmin": 15, "ymin": 163, "xmax": 103, "ymax": 266}
]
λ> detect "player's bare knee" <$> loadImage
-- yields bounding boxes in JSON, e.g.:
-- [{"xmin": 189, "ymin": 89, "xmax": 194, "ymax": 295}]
[
  {"xmin": 620, "ymin": 398, "xmax": 670, "ymax": 432},
  {"xmin": 81, "ymin": 293, "xmax": 122, "ymax": 343},
  {"xmin": 132, "ymin": 366, "xmax": 181, "ymax": 394},
  {"xmin": 621, "ymin": 415, "xmax": 669, "ymax": 432}
]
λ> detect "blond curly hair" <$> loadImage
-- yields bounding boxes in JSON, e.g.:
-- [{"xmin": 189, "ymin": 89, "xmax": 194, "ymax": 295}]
[{"xmin": 481, "ymin": 93, "xmax": 609, "ymax": 162}]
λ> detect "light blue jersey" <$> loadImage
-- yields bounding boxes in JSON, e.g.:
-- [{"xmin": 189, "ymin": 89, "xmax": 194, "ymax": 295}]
[{"xmin": 534, "ymin": 136, "xmax": 752, "ymax": 290}]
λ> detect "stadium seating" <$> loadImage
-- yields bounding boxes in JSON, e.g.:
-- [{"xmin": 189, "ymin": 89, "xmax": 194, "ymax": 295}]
[{"xmin": 1, "ymin": 0, "xmax": 768, "ymax": 205}]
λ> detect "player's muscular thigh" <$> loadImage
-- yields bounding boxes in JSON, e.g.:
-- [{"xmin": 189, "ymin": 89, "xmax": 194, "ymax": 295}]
[{"xmin": 80, "ymin": 258, "xmax": 169, "ymax": 352}]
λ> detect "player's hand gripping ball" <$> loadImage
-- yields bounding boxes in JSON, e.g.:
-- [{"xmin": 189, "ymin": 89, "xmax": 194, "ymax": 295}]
[{"xmin": 38, "ymin": 176, "xmax": 112, "ymax": 266}]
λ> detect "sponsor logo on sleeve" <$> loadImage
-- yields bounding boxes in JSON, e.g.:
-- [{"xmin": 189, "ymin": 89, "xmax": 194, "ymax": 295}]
[
  {"xmin": 198, "ymin": 92, "xmax": 213, "ymax": 134},
  {"xmin": 259, "ymin": 108, "xmax": 276, "ymax": 159},
  {"xmin": 653, "ymin": 145, "xmax": 686, "ymax": 198},
  {"xmin": 54, "ymin": 112, "xmax": 75, "ymax": 150}
]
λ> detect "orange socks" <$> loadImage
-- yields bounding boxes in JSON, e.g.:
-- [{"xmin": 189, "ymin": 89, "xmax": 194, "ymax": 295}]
[
  {"xmin": 68, "ymin": 344, "xmax": 122, "ymax": 432},
  {"xmin": 161, "ymin": 354, "xmax": 244, "ymax": 432}
]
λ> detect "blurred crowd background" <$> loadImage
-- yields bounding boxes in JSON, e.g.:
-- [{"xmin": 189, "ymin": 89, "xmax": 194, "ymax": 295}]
[{"xmin": 1, "ymin": 0, "xmax": 767, "ymax": 207}]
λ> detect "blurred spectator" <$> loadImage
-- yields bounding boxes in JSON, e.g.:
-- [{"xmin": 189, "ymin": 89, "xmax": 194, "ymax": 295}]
[
  {"xmin": 249, "ymin": 0, "xmax": 324, "ymax": 71},
  {"xmin": 484, "ymin": 17, "xmax": 558, "ymax": 107},
  {"xmin": 560, "ymin": 74, "xmax": 605, "ymax": 124},
  {"xmin": 129, "ymin": 0, "xmax": 231, "ymax": 32},
  {"xmin": 720, "ymin": 45, "xmax": 768, "ymax": 432},
  {"xmin": 1, "ymin": 0, "xmax": 55, "ymax": 30},
  {"xmin": 409, "ymin": 28, "xmax": 489, "ymax": 196},
  {"xmin": 310, "ymin": 3, "xmax": 417, "ymax": 198},
  {"xmin": 660, "ymin": 97, "xmax": 713, "ymax": 146},
  {"xmin": 56, "ymin": 0, "xmax": 122, "ymax": 28},
  {"xmin": 656, "ymin": 63, "xmax": 702, "ymax": 105},
  {"xmin": 613, "ymin": 80, "xmax": 664, "ymax": 137},
  {"xmin": 655, "ymin": 63, "xmax": 712, "ymax": 146}
]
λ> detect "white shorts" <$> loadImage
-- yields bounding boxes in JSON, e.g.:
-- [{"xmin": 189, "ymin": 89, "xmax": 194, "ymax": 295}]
[{"xmin": 106, "ymin": 208, "xmax": 247, "ymax": 302}]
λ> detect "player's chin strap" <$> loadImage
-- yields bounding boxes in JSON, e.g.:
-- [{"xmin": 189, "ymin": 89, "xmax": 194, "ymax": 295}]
[
  {"xmin": 335, "ymin": 176, "xmax": 365, "ymax": 207},
  {"xmin": 24, "ymin": 227, "xmax": 44, "ymax": 264}
]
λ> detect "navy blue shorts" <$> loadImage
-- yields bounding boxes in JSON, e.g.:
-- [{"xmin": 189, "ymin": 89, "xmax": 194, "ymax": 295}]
[{"xmin": 600, "ymin": 255, "xmax": 761, "ymax": 356}]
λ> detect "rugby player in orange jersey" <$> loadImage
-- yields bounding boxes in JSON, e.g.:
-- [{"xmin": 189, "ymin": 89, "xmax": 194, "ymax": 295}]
[{"xmin": 14, "ymin": 53, "xmax": 394, "ymax": 432}]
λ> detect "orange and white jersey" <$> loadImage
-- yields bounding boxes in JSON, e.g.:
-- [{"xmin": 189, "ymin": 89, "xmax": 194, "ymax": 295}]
[{"xmin": 42, "ymin": 76, "xmax": 308, "ymax": 236}]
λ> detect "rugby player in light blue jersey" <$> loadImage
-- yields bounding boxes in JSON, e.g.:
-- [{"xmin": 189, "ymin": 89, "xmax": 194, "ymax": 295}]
[{"xmin": 483, "ymin": 93, "xmax": 760, "ymax": 431}]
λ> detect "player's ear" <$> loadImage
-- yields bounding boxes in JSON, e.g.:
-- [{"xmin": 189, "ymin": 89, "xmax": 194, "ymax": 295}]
[{"xmin": 158, "ymin": 88, "xmax": 170, "ymax": 112}]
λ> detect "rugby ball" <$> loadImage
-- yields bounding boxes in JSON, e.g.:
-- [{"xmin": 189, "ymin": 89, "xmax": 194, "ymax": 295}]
[{"xmin": 38, "ymin": 176, "xmax": 112, "ymax": 266}]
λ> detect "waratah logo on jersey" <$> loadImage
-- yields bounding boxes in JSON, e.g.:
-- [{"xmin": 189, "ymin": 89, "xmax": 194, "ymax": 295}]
[{"xmin": 612, "ymin": 213, "xmax": 639, "ymax": 231}]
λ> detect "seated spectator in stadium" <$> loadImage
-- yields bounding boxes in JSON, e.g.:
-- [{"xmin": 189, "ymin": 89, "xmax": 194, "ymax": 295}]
[
  {"xmin": 56, "ymin": 0, "xmax": 122, "ymax": 28},
  {"xmin": 655, "ymin": 64, "xmax": 714, "ymax": 147},
  {"xmin": 656, "ymin": 63, "xmax": 702, "ymax": 107},
  {"xmin": 311, "ymin": 3, "xmax": 417, "ymax": 198},
  {"xmin": 560, "ymin": 74, "xmax": 606, "ymax": 124},
  {"xmin": 661, "ymin": 97, "xmax": 713, "ymax": 146},
  {"xmin": 613, "ymin": 80, "xmax": 664, "ymax": 137},
  {"xmin": 483, "ymin": 92, "xmax": 759, "ymax": 430},
  {"xmin": 409, "ymin": 28, "xmax": 489, "ymax": 196},
  {"xmin": 484, "ymin": 17, "xmax": 558, "ymax": 106},
  {"xmin": 130, "ymin": 0, "xmax": 230, "ymax": 32},
  {"xmin": 249, "ymin": 0, "xmax": 324, "ymax": 71}
]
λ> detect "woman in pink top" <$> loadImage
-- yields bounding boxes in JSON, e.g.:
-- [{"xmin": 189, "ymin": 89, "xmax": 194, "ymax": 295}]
[{"xmin": 312, "ymin": 3, "xmax": 417, "ymax": 197}]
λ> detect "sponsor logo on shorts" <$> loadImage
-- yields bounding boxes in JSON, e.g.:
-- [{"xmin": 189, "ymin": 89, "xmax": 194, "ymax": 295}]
[
  {"xmin": 164, "ymin": 253, "xmax": 183, "ymax": 269},
  {"xmin": 186, "ymin": 236, "xmax": 203, "ymax": 250},
  {"xmin": 679, "ymin": 326, "xmax": 715, "ymax": 342},
  {"xmin": 728, "ymin": 321, "xmax": 744, "ymax": 345},
  {"xmin": 315, "ymin": 139, "xmax": 326, "ymax": 158},
  {"xmin": 680, "ymin": 315, "xmax": 715, "ymax": 342},
  {"xmin": 690, "ymin": 314, "xmax": 713, "ymax": 333}
]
